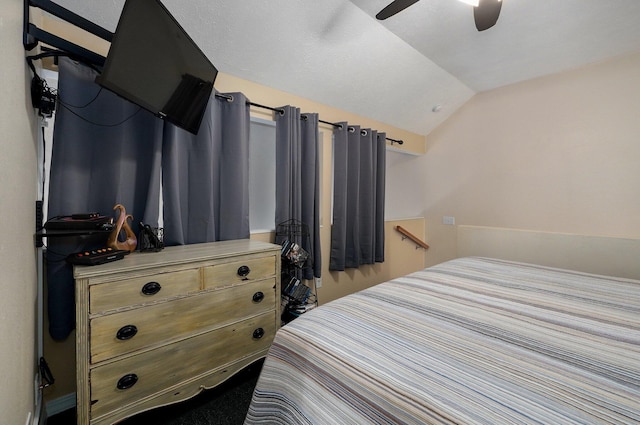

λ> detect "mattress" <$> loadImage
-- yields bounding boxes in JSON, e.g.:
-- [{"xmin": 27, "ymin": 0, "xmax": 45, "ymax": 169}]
[{"xmin": 245, "ymin": 257, "xmax": 639, "ymax": 424}]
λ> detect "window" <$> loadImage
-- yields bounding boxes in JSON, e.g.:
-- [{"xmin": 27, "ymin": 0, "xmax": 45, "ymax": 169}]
[{"xmin": 249, "ymin": 117, "xmax": 276, "ymax": 232}]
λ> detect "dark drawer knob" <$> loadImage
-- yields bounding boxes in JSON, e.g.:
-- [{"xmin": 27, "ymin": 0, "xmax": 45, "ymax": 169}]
[
  {"xmin": 116, "ymin": 373, "xmax": 138, "ymax": 390},
  {"xmin": 237, "ymin": 265, "xmax": 251, "ymax": 278},
  {"xmin": 141, "ymin": 281, "xmax": 162, "ymax": 296},
  {"xmin": 252, "ymin": 328, "xmax": 265, "ymax": 339},
  {"xmin": 252, "ymin": 291, "xmax": 264, "ymax": 303},
  {"xmin": 116, "ymin": 325, "xmax": 138, "ymax": 341}
]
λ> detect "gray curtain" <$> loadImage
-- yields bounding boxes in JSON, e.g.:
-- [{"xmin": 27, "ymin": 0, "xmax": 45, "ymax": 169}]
[
  {"xmin": 46, "ymin": 57, "xmax": 163, "ymax": 340},
  {"xmin": 46, "ymin": 60, "xmax": 251, "ymax": 340},
  {"xmin": 161, "ymin": 92, "xmax": 251, "ymax": 245},
  {"xmin": 329, "ymin": 123, "xmax": 386, "ymax": 271},
  {"xmin": 275, "ymin": 106, "xmax": 321, "ymax": 279}
]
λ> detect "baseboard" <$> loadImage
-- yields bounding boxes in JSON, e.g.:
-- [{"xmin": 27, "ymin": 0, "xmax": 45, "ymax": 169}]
[{"xmin": 45, "ymin": 393, "xmax": 76, "ymax": 417}]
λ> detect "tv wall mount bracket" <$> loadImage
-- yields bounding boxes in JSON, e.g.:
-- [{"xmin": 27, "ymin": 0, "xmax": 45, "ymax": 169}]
[{"xmin": 23, "ymin": 0, "xmax": 112, "ymax": 67}]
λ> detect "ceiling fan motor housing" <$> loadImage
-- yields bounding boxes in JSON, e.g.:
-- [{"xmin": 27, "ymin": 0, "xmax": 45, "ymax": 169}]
[{"xmin": 376, "ymin": 0, "xmax": 503, "ymax": 32}]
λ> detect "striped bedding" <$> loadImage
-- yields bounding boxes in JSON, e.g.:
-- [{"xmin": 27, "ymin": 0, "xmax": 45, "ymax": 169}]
[{"xmin": 245, "ymin": 257, "xmax": 640, "ymax": 424}]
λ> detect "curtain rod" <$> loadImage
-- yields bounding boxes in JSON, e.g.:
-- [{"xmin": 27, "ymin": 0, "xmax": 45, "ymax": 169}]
[{"xmin": 215, "ymin": 93, "xmax": 404, "ymax": 145}]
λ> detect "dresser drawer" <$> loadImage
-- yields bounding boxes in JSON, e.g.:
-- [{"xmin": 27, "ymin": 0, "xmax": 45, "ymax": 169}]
[
  {"xmin": 89, "ymin": 269, "xmax": 200, "ymax": 314},
  {"xmin": 90, "ymin": 278, "xmax": 276, "ymax": 363},
  {"xmin": 203, "ymin": 255, "xmax": 276, "ymax": 289},
  {"xmin": 89, "ymin": 312, "xmax": 276, "ymax": 420}
]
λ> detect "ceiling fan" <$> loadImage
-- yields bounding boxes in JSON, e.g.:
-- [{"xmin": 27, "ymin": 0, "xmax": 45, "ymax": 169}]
[{"xmin": 376, "ymin": 0, "xmax": 503, "ymax": 31}]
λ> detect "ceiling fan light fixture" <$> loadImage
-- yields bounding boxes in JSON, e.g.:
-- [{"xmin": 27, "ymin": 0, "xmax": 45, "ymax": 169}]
[{"xmin": 376, "ymin": 0, "xmax": 502, "ymax": 28}]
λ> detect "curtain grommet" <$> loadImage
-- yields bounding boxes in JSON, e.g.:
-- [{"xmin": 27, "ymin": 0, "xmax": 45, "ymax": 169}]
[{"xmin": 225, "ymin": 94, "xmax": 234, "ymax": 103}]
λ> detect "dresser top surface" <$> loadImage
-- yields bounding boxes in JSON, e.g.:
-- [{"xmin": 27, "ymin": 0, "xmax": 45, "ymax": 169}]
[{"xmin": 73, "ymin": 239, "xmax": 280, "ymax": 279}]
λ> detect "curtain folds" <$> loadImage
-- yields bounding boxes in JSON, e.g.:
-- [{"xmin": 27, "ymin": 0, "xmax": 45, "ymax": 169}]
[
  {"xmin": 46, "ymin": 58, "xmax": 163, "ymax": 340},
  {"xmin": 329, "ymin": 124, "xmax": 386, "ymax": 271},
  {"xmin": 275, "ymin": 106, "xmax": 321, "ymax": 279},
  {"xmin": 46, "ymin": 59, "xmax": 251, "ymax": 340},
  {"xmin": 162, "ymin": 92, "xmax": 251, "ymax": 245}
]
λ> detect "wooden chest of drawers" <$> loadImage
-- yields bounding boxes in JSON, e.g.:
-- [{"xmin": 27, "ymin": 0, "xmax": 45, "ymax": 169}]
[{"xmin": 73, "ymin": 239, "xmax": 281, "ymax": 424}]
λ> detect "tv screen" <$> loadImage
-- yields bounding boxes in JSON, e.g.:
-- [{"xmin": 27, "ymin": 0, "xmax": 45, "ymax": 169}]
[{"xmin": 96, "ymin": 0, "xmax": 218, "ymax": 135}]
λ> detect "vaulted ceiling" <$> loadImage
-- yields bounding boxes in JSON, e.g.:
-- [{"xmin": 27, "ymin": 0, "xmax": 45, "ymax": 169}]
[{"xmin": 51, "ymin": 0, "xmax": 640, "ymax": 135}]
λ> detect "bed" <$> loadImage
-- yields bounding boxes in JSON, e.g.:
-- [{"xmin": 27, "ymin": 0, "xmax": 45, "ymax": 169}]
[{"xmin": 244, "ymin": 257, "xmax": 639, "ymax": 424}]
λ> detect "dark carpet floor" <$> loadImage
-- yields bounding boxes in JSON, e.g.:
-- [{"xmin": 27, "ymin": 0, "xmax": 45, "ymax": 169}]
[{"xmin": 47, "ymin": 359, "xmax": 263, "ymax": 425}]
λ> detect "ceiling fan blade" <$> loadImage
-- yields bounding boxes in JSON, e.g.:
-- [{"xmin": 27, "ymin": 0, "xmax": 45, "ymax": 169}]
[
  {"xmin": 376, "ymin": 0, "xmax": 421, "ymax": 20},
  {"xmin": 474, "ymin": 0, "xmax": 502, "ymax": 31}
]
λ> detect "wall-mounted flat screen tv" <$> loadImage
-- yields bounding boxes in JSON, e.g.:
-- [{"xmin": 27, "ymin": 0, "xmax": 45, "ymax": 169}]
[{"xmin": 96, "ymin": 0, "xmax": 218, "ymax": 135}]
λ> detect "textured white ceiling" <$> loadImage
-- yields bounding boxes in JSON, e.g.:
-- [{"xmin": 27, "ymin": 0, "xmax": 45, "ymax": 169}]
[
  {"xmin": 49, "ymin": 0, "xmax": 640, "ymax": 136},
  {"xmin": 350, "ymin": 0, "xmax": 640, "ymax": 91}
]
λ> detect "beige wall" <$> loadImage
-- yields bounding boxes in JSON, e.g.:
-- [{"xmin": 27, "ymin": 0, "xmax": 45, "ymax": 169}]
[
  {"xmin": 0, "ymin": 0, "xmax": 40, "ymax": 423},
  {"xmin": 421, "ymin": 51, "xmax": 640, "ymax": 268},
  {"xmin": 215, "ymin": 72, "xmax": 426, "ymax": 154}
]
